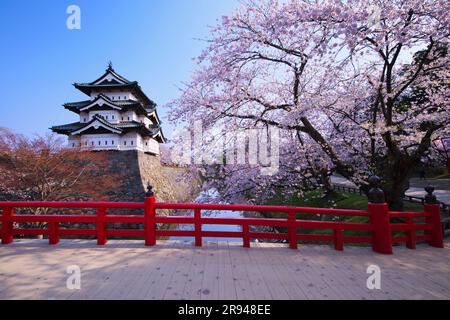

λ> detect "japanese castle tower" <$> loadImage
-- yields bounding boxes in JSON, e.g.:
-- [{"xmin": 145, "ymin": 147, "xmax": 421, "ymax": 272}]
[{"xmin": 51, "ymin": 63, "xmax": 166, "ymax": 154}]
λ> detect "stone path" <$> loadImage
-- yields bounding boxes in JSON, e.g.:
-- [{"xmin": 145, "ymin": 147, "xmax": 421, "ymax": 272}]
[{"xmin": 331, "ymin": 176, "xmax": 450, "ymax": 204}]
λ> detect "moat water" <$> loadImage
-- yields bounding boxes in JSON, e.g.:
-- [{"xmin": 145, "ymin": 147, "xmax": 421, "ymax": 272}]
[{"xmin": 170, "ymin": 188, "xmax": 244, "ymax": 242}]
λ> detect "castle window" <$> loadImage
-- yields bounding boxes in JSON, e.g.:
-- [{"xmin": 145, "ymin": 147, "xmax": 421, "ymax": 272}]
[
  {"xmin": 112, "ymin": 140, "xmax": 114, "ymax": 145},
  {"xmin": 84, "ymin": 118, "xmax": 87, "ymax": 122},
  {"xmin": 112, "ymin": 115, "xmax": 115, "ymax": 119},
  {"xmin": 122, "ymin": 117, "xmax": 124, "ymax": 120},
  {"xmin": 128, "ymin": 117, "xmax": 130, "ymax": 120},
  {"xmin": 106, "ymin": 116, "xmax": 108, "ymax": 120},
  {"xmin": 105, "ymin": 141, "xmax": 108, "ymax": 145},
  {"xmin": 91, "ymin": 141, "xmax": 94, "ymax": 146},
  {"xmin": 131, "ymin": 141, "xmax": 134, "ymax": 145},
  {"xmin": 124, "ymin": 96, "xmax": 126, "ymax": 99},
  {"xmin": 145, "ymin": 142, "xmax": 148, "ymax": 146},
  {"xmin": 72, "ymin": 143, "xmax": 75, "ymax": 147},
  {"xmin": 85, "ymin": 142, "xmax": 87, "ymax": 146},
  {"xmin": 98, "ymin": 141, "xmax": 101, "ymax": 146},
  {"xmin": 124, "ymin": 141, "xmax": 127, "ymax": 146}
]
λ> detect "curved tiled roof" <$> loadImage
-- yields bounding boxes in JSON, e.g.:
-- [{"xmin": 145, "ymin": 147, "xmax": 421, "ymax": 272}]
[
  {"xmin": 64, "ymin": 94, "xmax": 156, "ymax": 116},
  {"xmin": 50, "ymin": 121, "xmax": 85, "ymax": 133},
  {"xmin": 50, "ymin": 115, "xmax": 165, "ymax": 143},
  {"xmin": 89, "ymin": 63, "xmax": 133, "ymax": 85},
  {"xmin": 73, "ymin": 82, "xmax": 156, "ymax": 109}
]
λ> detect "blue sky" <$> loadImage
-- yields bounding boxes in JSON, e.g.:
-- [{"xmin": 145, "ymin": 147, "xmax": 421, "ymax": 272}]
[{"xmin": 0, "ymin": 0, "xmax": 239, "ymax": 139}]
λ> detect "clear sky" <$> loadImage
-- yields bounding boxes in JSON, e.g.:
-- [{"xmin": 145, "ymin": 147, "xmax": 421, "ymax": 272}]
[{"xmin": 0, "ymin": 0, "xmax": 239, "ymax": 139}]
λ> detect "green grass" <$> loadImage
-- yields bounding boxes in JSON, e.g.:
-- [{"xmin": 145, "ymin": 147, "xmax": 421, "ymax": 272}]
[
  {"xmin": 264, "ymin": 189, "xmax": 367, "ymax": 210},
  {"xmin": 263, "ymin": 189, "xmax": 423, "ymax": 212},
  {"xmin": 403, "ymin": 201, "xmax": 425, "ymax": 212},
  {"xmin": 258, "ymin": 189, "xmax": 424, "ymax": 245}
]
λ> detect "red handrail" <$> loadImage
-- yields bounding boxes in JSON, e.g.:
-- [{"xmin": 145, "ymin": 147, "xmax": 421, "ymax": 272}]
[
  {"xmin": 0, "ymin": 196, "xmax": 444, "ymax": 254},
  {"xmin": 155, "ymin": 202, "xmax": 369, "ymax": 216},
  {"xmin": 0, "ymin": 201, "xmax": 144, "ymax": 209}
]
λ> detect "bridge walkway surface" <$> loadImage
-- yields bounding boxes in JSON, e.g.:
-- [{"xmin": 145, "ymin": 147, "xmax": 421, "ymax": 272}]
[{"xmin": 0, "ymin": 239, "xmax": 449, "ymax": 300}]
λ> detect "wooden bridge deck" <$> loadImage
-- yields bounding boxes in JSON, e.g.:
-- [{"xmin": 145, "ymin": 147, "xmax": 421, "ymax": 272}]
[{"xmin": 1, "ymin": 239, "xmax": 449, "ymax": 300}]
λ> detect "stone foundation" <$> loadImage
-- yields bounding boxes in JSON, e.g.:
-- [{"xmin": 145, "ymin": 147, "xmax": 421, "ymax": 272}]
[{"xmin": 105, "ymin": 150, "xmax": 200, "ymax": 204}]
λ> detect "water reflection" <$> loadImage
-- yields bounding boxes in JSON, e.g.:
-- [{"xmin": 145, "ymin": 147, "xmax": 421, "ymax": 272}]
[{"xmin": 170, "ymin": 188, "xmax": 244, "ymax": 242}]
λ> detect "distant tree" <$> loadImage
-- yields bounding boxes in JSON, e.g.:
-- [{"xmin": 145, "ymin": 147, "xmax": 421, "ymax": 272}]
[{"xmin": 0, "ymin": 128, "xmax": 123, "ymax": 215}]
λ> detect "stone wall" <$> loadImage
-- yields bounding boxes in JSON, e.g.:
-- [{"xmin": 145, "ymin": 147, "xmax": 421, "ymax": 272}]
[{"xmin": 105, "ymin": 150, "xmax": 201, "ymax": 204}]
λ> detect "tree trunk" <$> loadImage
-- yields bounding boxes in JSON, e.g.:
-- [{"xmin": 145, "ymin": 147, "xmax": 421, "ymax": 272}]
[
  {"xmin": 382, "ymin": 158, "xmax": 413, "ymax": 211},
  {"xmin": 320, "ymin": 170, "xmax": 333, "ymax": 197}
]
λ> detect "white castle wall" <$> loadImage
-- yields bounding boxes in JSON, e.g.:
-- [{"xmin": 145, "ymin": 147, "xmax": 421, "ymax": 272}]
[
  {"xmin": 90, "ymin": 91, "xmax": 137, "ymax": 101},
  {"xmin": 86, "ymin": 110, "xmax": 120, "ymax": 123},
  {"xmin": 139, "ymin": 115, "xmax": 153, "ymax": 126},
  {"xmin": 65, "ymin": 79, "xmax": 162, "ymax": 156},
  {"xmin": 68, "ymin": 132, "xmax": 160, "ymax": 155},
  {"xmin": 120, "ymin": 111, "xmax": 139, "ymax": 122}
]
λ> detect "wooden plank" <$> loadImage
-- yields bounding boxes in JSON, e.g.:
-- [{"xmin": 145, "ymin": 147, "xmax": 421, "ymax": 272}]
[
  {"xmin": 243, "ymin": 242, "xmax": 275, "ymax": 299},
  {"xmin": 281, "ymin": 244, "xmax": 344, "ymax": 299},
  {"xmin": 227, "ymin": 242, "xmax": 255, "ymax": 300},
  {"xmin": 216, "ymin": 241, "xmax": 238, "ymax": 300},
  {"xmin": 163, "ymin": 241, "xmax": 195, "ymax": 300},
  {"xmin": 146, "ymin": 246, "xmax": 186, "ymax": 300},
  {"xmin": 184, "ymin": 246, "xmax": 208, "ymax": 300},
  {"xmin": 260, "ymin": 243, "xmax": 311, "ymax": 299},
  {"xmin": 199, "ymin": 241, "xmax": 220, "ymax": 300}
]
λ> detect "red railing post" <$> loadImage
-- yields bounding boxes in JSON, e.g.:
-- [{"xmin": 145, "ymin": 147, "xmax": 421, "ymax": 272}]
[
  {"xmin": 368, "ymin": 176, "xmax": 393, "ymax": 254},
  {"xmin": 288, "ymin": 211, "xmax": 297, "ymax": 249},
  {"xmin": 97, "ymin": 207, "xmax": 107, "ymax": 245},
  {"xmin": 144, "ymin": 183, "xmax": 156, "ymax": 246},
  {"xmin": 423, "ymin": 186, "xmax": 444, "ymax": 248},
  {"xmin": 405, "ymin": 214, "xmax": 416, "ymax": 249},
  {"xmin": 333, "ymin": 228, "xmax": 343, "ymax": 251},
  {"xmin": 243, "ymin": 223, "xmax": 250, "ymax": 248},
  {"xmin": 194, "ymin": 209, "xmax": 202, "ymax": 247},
  {"xmin": 1, "ymin": 207, "xmax": 14, "ymax": 244},
  {"xmin": 48, "ymin": 222, "xmax": 60, "ymax": 245}
]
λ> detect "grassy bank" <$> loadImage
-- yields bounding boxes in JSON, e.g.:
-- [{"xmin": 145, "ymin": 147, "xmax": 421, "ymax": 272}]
[
  {"xmin": 264, "ymin": 189, "xmax": 423, "ymax": 211},
  {"xmin": 259, "ymin": 189, "xmax": 423, "ymax": 243}
]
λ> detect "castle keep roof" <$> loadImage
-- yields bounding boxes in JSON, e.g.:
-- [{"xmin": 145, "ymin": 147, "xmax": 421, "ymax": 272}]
[
  {"xmin": 51, "ymin": 115, "xmax": 165, "ymax": 143},
  {"xmin": 73, "ymin": 63, "xmax": 157, "ymax": 108},
  {"xmin": 50, "ymin": 63, "xmax": 166, "ymax": 145},
  {"xmin": 63, "ymin": 93, "xmax": 160, "ymax": 123}
]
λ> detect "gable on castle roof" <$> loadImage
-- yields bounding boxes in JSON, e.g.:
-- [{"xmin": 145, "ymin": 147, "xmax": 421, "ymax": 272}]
[
  {"xmin": 78, "ymin": 94, "xmax": 123, "ymax": 112},
  {"xmin": 73, "ymin": 64, "xmax": 157, "ymax": 107},
  {"xmin": 89, "ymin": 63, "xmax": 132, "ymax": 85},
  {"xmin": 70, "ymin": 115, "xmax": 123, "ymax": 135}
]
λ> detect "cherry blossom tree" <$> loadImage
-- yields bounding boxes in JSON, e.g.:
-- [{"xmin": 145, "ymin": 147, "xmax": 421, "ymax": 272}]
[
  {"xmin": 195, "ymin": 130, "xmax": 332, "ymax": 203},
  {"xmin": 168, "ymin": 0, "xmax": 449, "ymax": 210}
]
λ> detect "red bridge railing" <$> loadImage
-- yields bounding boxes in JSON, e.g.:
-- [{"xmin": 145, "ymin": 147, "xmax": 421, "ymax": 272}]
[{"xmin": 0, "ymin": 177, "xmax": 444, "ymax": 254}]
